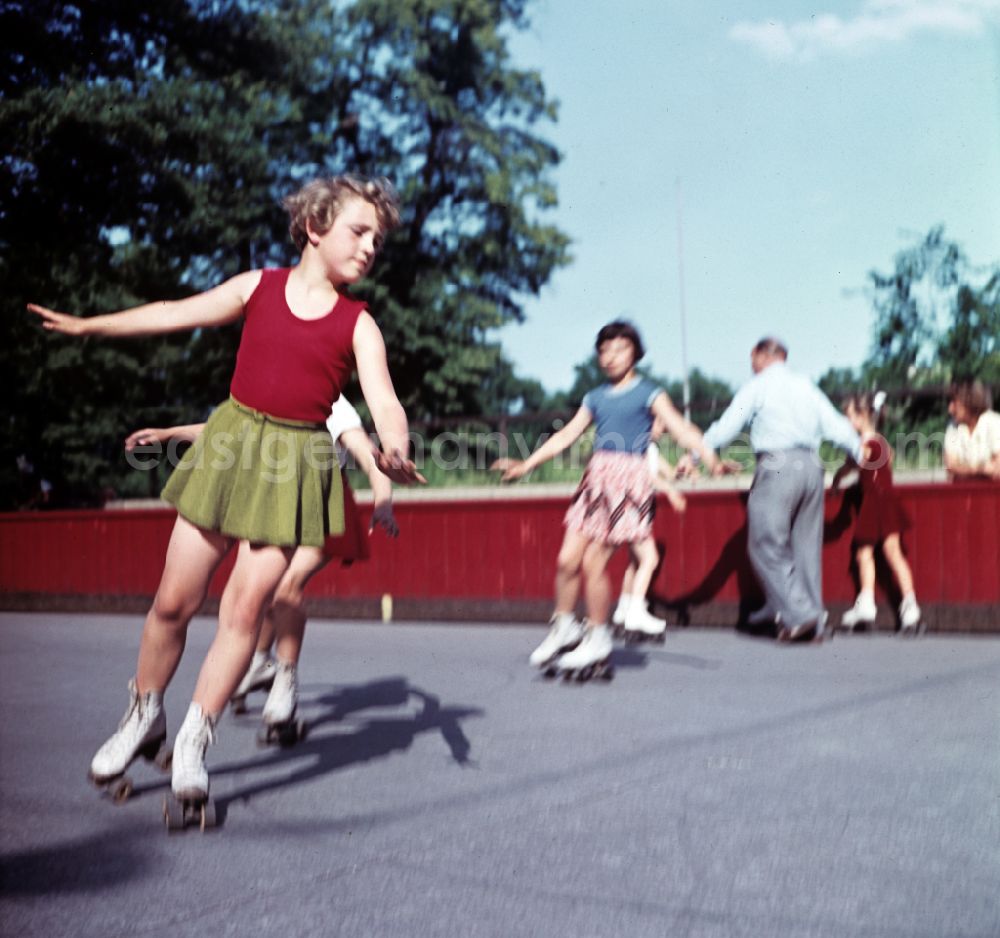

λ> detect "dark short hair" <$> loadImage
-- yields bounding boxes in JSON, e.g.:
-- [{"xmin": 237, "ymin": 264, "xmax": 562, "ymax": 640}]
[
  {"xmin": 844, "ymin": 390, "xmax": 885, "ymax": 430},
  {"xmin": 753, "ymin": 336, "xmax": 788, "ymax": 360},
  {"xmin": 948, "ymin": 380, "xmax": 992, "ymax": 418},
  {"xmin": 595, "ymin": 320, "xmax": 645, "ymax": 362}
]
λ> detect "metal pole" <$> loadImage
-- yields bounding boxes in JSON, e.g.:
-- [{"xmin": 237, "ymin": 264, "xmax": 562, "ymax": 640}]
[{"xmin": 675, "ymin": 178, "xmax": 691, "ymax": 422}]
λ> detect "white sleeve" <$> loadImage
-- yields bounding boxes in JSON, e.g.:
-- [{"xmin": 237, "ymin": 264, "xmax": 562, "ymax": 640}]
[{"xmin": 326, "ymin": 396, "xmax": 363, "ymax": 443}]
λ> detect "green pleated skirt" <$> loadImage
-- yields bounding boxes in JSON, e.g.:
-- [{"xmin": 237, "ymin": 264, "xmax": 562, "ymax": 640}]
[{"xmin": 161, "ymin": 397, "xmax": 344, "ymax": 548}]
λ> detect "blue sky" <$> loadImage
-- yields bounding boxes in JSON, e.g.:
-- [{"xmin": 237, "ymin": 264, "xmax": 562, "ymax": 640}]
[{"xmin": 500, "ymin": 0, "xmax": 1000, "ymax": 394}]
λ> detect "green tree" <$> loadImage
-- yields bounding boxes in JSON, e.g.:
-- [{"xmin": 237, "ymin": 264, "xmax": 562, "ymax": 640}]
[
  {"xmin": 1, "ymin": 0, "xmax": 569, "ymax": 506},
  {"xmin": 1, "ymin": 0, "xmax": 307, "ymax": 505},
  {"xmin": 937, "ymin": 275, "xmax": 1000, "ymax": 386},
  {"xmin": 862, "ymin": 226, "xmax": 1000, "ymax": 437},
  {"xmin": 327, "ymin": 0, "xmax": 570, "ymax": 419}
]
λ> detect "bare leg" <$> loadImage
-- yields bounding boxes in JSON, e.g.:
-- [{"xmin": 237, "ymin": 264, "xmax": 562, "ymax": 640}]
[
  {"xmin": 191, "ymin": 541, "xmax": 293, "ymax": 716},
  {"xmin": 856, "ymin": 545, "xmax": 876, "ymax": 594},
  {"xmin": 554, "ymin": 529, "xmax": 590, "ymax": 614},
  {"xmin": 881, "ymin": 534, "xmax": 914, "ymax": 596},
  {"xmin": 628, "ymin": 537, "xmax": 660, "ymax": 607},
  {"xmin": 270, "ymin": 546, "xmax": 329, "ymax": 665},
  {"xmin": 582, "ymin": 541, "xmax": 616, "ymax": 626},
  {"xmin": 619, "ymin": 552, "xmax": 638, "ymax": 598},
  {"xmin": 255, "ymin": 617, "xmax": 276, "ymax": 655},
  {"xmin": 135, "ymin": 516, "xmax": 232, "ymax": 695}
]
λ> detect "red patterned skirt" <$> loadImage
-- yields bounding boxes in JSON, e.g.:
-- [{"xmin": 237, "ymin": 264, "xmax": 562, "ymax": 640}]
[{"xmin": 564, "ymin": 450, "xmax": 656, "ymax": 545}]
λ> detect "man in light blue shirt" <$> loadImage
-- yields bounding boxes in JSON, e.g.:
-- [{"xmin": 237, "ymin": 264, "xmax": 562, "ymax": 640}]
[{"xmin": 699, "ymin": 338, "xmax": 861, "ymax": 641}]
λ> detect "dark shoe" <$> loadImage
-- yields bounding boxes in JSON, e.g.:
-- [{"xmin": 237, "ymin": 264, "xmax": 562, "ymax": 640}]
[
  {"xmin": 747, "ymin": 606, "xmax": 780, "ymax": 627},
  {"xmin": 777, "ymin": 619, "xmax": 818, "ymax": 643}
]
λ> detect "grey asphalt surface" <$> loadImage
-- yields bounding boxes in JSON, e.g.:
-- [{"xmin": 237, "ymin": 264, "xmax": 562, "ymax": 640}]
[{"xmin": 1, "ymin": 612, "xmax": 998, "ymax": 938}]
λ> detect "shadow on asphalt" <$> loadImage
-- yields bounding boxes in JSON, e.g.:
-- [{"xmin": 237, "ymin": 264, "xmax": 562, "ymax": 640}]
[
  {"xmin": 129, "ymin": 676, "xmax": 482, "ymax": 825},
  {"xmin": 0, "ymin": 827, "xmax": 151, "ymax": 896}
]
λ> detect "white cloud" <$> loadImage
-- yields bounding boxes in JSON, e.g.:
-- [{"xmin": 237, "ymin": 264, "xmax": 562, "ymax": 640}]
[{"xmin": 730, "ymin": 0, "xmax": 1000, "ymax": 61}]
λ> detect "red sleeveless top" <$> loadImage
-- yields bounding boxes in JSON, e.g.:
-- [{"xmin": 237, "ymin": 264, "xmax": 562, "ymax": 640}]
[{"xmin": 229, "ymin": 268, "xmax": 366, "ymax": 423}]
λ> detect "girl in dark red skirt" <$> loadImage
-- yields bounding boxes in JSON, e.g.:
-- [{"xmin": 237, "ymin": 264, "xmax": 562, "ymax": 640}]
[{"xmin": 833, "ymin": 392, "xmax": 921, "ymax": 633}]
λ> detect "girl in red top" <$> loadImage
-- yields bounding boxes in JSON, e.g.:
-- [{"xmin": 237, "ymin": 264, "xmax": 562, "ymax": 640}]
[
  {"xmin": 29, "ymin": 175, "xmax": 421, "ymax": 813},
  {"xmin": 833, "ymin": 391, "xmax": 922, "ymax": 634}
]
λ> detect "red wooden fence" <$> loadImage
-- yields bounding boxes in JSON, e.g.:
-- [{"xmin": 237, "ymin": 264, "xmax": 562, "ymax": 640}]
[{"xmin": 1, "ymin": 483, "xmax": 997, "ymax": 628}]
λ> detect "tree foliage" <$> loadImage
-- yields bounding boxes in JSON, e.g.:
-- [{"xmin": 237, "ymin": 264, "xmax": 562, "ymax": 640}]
[
  {"xmin": 0, "ymin": 0, "xmax": 569, "ymax": 507},
  {"xmin": 818, "ymin": 226, "xmax": 1000, "ymax": 441}
]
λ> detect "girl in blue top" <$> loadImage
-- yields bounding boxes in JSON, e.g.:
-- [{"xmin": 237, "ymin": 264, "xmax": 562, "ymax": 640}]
[{"xmin": 494, "ymin": 321, "xmax": 718, "ymax": 674}]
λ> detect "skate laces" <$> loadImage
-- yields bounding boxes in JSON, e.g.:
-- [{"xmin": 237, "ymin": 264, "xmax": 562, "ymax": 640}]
[
  {"xmin": 117, "ymin": 679, "xmax": 142, "ymax": 730},
  {"xmin": 180, "ymin": 708, "xmax": 217, "ymax": 761}
]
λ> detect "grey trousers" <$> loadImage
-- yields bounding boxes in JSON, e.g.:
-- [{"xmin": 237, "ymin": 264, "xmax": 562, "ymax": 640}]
[{"xmin": 746, "ymin": 449, "xmax": 825, "ymax": 628}]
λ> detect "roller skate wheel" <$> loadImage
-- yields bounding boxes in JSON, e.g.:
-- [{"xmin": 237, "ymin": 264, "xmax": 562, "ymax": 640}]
[
  {"xmin": 155, "ymin": 749, "xmax": 173, "ymax": 772},
  {"xmin": 199, "ymin": 800, "xmax": 217, "ymax": 831},
  {"xmin": 112, "ymin": 777, "xmax": 133, "ymax": 804},
  {"xmin": 231, "ymin": 696, "xmax": 247, "ymax": 716},
  {"xmin": 163, "ymin": 795, "xmax": 186, "ymax": 832}
]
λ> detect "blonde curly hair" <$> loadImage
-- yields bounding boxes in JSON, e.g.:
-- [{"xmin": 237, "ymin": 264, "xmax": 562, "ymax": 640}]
[{"xmin": 283, "ymin": 175, "xmax": 401, "ymax": 251}]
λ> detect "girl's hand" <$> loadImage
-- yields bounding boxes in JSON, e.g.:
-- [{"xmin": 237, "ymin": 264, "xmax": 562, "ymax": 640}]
[
  {"xmin": 374, "ymin": 449, "xmax": 426, "ymax": 485},
  {"xmin": 666, "ymin": 489, "xmax": 687, "ymax": 513},
  {"xmin": 674, "ymin": 453, "xmax": 698, "ymax": 478},
  {"xmin": 370, "ymin": 501, "xmax": 399, "ymax": 537},
  {"xmin": 27, "ymin": 303, "xmax": 89, "ymax": 336},
  {"xmin": 490, "ymin": 458, "xmax": 529, "ymax": 482},
  {"xmin": 125, "ymin": 428, "xmax": 171, "ymax": 451},
  {"xmin": 713, "ymin": 459, "xmax": 742, "ymax": 476}
]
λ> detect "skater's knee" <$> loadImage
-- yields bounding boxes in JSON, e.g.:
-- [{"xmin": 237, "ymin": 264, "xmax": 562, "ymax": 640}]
[
  {"xmin": 221, "ymin": 593, "xmax": 270, "ymax": 637},
  {"xmin": 151, "ymin": 586, "xmax": 202, "ymax": 629},
  {"xmin": 555, "ymin": 551, "xmax": 582, "ymax": 579}
]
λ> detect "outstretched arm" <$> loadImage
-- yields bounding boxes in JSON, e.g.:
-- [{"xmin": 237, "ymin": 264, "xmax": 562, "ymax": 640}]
[
  {"xmin": 124, "ymin": 424, "xmax": 206, "ymax": 451},
  {"xmin": 28, "ymin": 271, "xmax": 260, "ymax": 339},
  {"xmin": 830, "ymin": 456, "xmax": 857, "ymax": 490},
  {"xmin": 491, "ymin": 406, "xmax": 593, "ymax": 481},
  {"xmin": 651, "ymin": 391, "xmax": 719, "ymax": 473},
  {"xmin": 353, "ymin": 311, "xmax": 424, "ymax": 485}
]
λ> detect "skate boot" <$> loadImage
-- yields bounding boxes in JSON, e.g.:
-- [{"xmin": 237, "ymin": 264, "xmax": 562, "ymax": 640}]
[
  {"xmin": 230, "ymin": 651, "xmax": 276, "ymax": 715},
  {"xmin": 164, "ymin": 702, "xmax": 217, "ymax": 832},
  {"xmin": 258, "ymin": 659, "xmax": 307, "ymax": 747},
  {"xmin": 898, "ymin": 594, "xmax": 924, "ymax": 635},
  {"xmin": 89, "ymin": 679, "xmax": 169, "ymax": 803},
  {"xmin": 611, "ymin": 593, "xmax": 632, "ymax": 632},
  {"xmin": 840, "ymin": 592, "xmax": 877, "ymax": 631},
  {"xmin": 529, "ymin": 612, "xmax": 585, "ymax": 668},
  {"xmin": 549, "ymin": 623, "xmax": 614, "ymax": 682},
  {"xmin": 622, "ymin": 602, "xmax": 667, "ymax": 644}
]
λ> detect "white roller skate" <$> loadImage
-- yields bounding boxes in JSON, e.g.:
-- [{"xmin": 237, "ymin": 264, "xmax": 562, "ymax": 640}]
[
  {"xmin": 622, "ymin": 602, "xmax": 667, "ymax": 644},
  {"xmin": 529, "ymin": 612, "xmax": 584, "ymax": 668},
  {"xmin": 611, "ymin": 593, "xmax": 633, "ymax": 629},
  {"xmin": 840, "ymin": 592, "xmax": 877, "ymax": 631},
  {"xmin": 258, "ymin": 659, "xmax": 307, "ymax": 747},
  {"xmin": 89, "ymin": 679, "xmax": 169, "ymax": 803},
  {"xmin": 548, "ymin": 623, "xmax": 614, "ymax": 682},
  {"xmin": 230, "ymin": 651, "xmax": 276, "ymax": 715},
  {"xmin": 898, "ymin": 594, "xmax": 924, "ymax": 635},
  {"xmin": 164, "ymin": 702, "xmax": 217, "ymax": 833}
]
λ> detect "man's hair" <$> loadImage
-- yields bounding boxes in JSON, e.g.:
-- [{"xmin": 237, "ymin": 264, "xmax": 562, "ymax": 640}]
[
  {"xmin": 283, "ymin": 175, "xmax": 401, "ymax": 251},
  {"xmin": 753, "ymin": 337, "xmax": 788, "ymax": 360},
  {"xmin": 948, "ymin": 379, "xmax": 993, "ymax": 418},
  {"xmin": 595, "ymin": 320, "xmax": 645, "ymax": 362}
]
